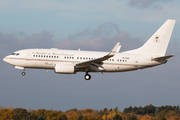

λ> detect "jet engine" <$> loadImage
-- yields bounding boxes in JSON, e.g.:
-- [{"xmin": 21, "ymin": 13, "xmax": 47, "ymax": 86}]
[{"xmin": 54, "ymin": 63, "xmax": 75, "ymax": 74}]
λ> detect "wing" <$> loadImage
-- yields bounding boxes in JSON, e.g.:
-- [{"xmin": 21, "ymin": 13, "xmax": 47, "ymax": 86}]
[
  {"xmin": 151, "ymin": 55, "xmax": 175, "ymax": 61},
  {"xmin": 75, "ymin": 42, "xmax": 120, "ymax": 71}
]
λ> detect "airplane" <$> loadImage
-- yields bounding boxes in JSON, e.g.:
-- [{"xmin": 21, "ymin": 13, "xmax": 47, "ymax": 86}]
[{"xmin": 3, "ymin": 19, "xmax": 176, "ymax": 80}]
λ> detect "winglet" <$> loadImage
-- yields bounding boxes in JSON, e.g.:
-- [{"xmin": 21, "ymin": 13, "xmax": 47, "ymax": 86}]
[
  {"xmin": 108, "ymin": 42, "xmax": 120, "ymax": 56},
  {"xmin": 116, "ymin": 45, "xmax": 121, "ymax": 53}
]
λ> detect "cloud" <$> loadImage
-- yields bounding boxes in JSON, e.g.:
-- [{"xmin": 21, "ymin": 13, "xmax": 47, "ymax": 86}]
[
  {"xmin": 0, "ymin": 0, "xmax": 179, "ymax": 22},
  {"xmin": 0, "ymin": 30, "xmax": 54, "ymax": 56},
  {"xmin": 1, "ymin": 21, "xmax": 178, "ymax": 55},
  {"xmin": 65, "ymin": 22, "xmax": 120, "ymax": 41},
  {"xmin": 129, "ymin": 0, "xmax": 169, "ymax": 9},
  {"xmin": 55, "ymin": 22, "xmax": 143, "ymax": 51},
  {"xmin": 0, "ymin": 22, "xmax": 144, "ymax": 61}
]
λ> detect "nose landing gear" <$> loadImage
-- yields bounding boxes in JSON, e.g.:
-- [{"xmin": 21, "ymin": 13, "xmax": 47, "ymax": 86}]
[
  {"xmin": 84, "ymin": 72, "xmax": 91, "ymax": 80},
  {"xmin": 21, "ymin": 69, "xmax": 26, "ymax": 76}
]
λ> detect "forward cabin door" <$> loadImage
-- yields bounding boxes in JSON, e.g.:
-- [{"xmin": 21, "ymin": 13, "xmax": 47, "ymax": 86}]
[{"xmin": 26, "ymin": 50, "xmax": 31, "ymax": 67}]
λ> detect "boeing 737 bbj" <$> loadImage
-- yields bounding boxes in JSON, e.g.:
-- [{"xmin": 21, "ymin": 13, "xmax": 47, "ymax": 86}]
[{"xmin": 3, "ymin": 20, "xmax": 176, "ymax": 80}]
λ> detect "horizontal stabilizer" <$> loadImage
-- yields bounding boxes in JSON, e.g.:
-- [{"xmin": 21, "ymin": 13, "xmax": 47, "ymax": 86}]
[{"xmin": 151, "ymin": 55, "xmax": 175, "ymax": 61}]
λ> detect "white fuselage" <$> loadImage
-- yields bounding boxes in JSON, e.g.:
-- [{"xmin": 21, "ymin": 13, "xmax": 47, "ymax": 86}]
[
  {"xmin": 3, "ymin": 48, "xmax": 164, "ymax": 73},
  {"xmin": 3, "ymin": 20, "xmax": 175, "ymax": 80}
]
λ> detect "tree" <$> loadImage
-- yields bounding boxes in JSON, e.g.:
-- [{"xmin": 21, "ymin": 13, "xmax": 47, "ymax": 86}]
[
  {"xmin": 28, "ymin": 111, "xmax": 38, "ymax": 120},
  {"xmin": 77, "ymin": 114, "xmax": 83, "ymax": 120},
  {"xmin": 65, "ymin": 108, "xmax": 77, "ymax": 113},
  {"xmin": 38, "ymin": 114, "xmax": 45, "ymax": 120},
  {"xmin": 35, "ymin": 109, "xmax": 46, "ymax": 117},
  {"xmin": 159, "ymin": 117, "xmax": 166, "ymax": 120},
  {"xmin": 128, "ymin": 114, "xmax": 138, "ymax": 120},
  {"xmin": 0, "ymin": 108, "xmax": 13, "ymax": 120},
  {"xmin": 113, "ymin": 114, "xmax": 122, "ymax": 120},
  {"xmin": 143, "ymin": 104, "xmax": 156, "ymax": 115},
  {"xmin": 114, "ymin": 107, "xmax": 119, "ymax": 114},
  {"xmin": 57, "ymin": 113, "xmax": 68, "ymax": 120},
  {"xmin": 12, "ymin": 108, "xmax": 27, "ymax": 120},
  {"xmin": 123, "ymin": 106, "xmax": 133, "ymax": 113}
]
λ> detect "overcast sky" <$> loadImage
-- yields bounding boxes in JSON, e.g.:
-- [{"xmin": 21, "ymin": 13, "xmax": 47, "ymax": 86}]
[{"xmin": 0, "ymin": 0, "xmax": 180, "ymax": 111}]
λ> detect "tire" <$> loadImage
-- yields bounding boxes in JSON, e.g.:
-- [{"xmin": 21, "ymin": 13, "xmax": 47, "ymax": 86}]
[
  {"xmin": 22, "ymin": 72, "xmax": 26, "ymax": 76},
  {"xmin": 84, "ymin": 74, "xmax": 91, "ymax": 80}
]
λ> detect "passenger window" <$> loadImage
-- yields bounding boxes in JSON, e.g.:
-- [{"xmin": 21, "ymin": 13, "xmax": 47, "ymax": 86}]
[
  {"xmin": 54, "ymin": 56, "xmax": 56, "ymax": 58},
  {"xmin": 77, "ymin": 57, "xmax": 79, "ymax": 59},
  {"xmin": 57, "ymin": 56, "xmax": 58, "ymax": 58},
  {"xmin": 33, "ymin": 55, "xmax": 35, "ymax": 57}
]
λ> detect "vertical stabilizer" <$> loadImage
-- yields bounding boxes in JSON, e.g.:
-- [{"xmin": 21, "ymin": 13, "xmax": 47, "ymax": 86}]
[{"xmin": 123, "ymin": 19, "xmax": 176, "ymax": 56}]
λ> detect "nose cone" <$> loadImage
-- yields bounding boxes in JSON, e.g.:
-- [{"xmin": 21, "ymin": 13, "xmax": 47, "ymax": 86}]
[
  {"xmin": 3, "ymin": 57, "xmax": 7, "ymax": 62},
  {"xmin": 3, "ymin": 56, "xmax": 15, "ymax": 66},
  {"xmin": 3, "ymin": 56, "xmax": 10, "ymax": 63}
]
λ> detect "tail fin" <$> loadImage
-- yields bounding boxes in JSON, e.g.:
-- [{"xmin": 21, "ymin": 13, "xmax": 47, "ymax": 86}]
[{"xmin": 123, "ymin": 19, "xmax": 176, "ymax": 56}]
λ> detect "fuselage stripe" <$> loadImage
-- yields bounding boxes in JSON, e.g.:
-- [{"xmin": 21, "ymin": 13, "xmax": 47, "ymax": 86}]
[{"xmin": 4, "ymin": 57, "xmax": 150, "ymax": 67}]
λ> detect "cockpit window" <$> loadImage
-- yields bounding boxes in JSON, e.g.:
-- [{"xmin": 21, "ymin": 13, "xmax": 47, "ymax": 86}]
[{"xmin": 12, "ymin": 53, "xmax": 19, "ymax": 56}]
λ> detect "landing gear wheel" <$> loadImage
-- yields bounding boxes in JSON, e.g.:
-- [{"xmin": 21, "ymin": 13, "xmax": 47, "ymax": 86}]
[
  {"xmin": 84, "ymin": 74, "xmax": 91, "ymax": 80},
  {"xmin": 22, "ymin": 72, "xmax": 26, "ymax": 76}
]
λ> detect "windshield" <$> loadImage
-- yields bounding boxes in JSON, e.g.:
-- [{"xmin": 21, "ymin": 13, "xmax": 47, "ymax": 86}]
[{"xmin": 12, "ymin": 53, "xmax": 19, "ymax": 56}]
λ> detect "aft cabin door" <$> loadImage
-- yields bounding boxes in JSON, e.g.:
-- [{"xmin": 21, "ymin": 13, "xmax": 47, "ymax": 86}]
[{"xmin": 134, "ymin": 56, "xmax": 139, "ymax": 64}]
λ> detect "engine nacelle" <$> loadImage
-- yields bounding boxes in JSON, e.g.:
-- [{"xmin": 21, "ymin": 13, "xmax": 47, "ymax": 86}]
[{"xmin": 54, "ymin": 63, "xmax": 75, "ymax": 74}]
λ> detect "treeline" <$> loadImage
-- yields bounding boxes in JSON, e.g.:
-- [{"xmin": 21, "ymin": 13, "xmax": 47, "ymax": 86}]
[
  {"xmin": 0, "ymin": 105, "xmax": 180, "ymax": 120},
  {"xmin": 123, "ymin": 104, "xmax": 180, "ymax": 120}
]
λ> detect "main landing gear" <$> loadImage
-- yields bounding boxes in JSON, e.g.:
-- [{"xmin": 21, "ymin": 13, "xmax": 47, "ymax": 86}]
[
  {"xmin": 21, "ymin": 69, "xmax": 26, "ymax": 76},
  {"xmin": 84, "ymin": 72, "xmax": 91, "ymax": 80}
]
